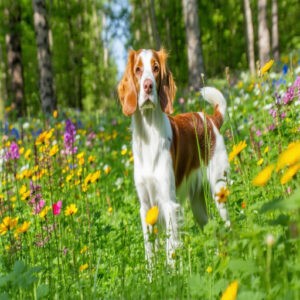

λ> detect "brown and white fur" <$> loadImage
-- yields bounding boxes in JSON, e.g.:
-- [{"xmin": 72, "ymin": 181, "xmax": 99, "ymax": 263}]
[{"xmin": 117, "ymin": 48, "xmax": 230, "ymax": 265}]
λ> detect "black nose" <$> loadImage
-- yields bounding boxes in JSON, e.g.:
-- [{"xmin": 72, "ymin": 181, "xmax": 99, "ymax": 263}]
[{"xmin": 143, "ymin": 79, "xmax": 153, "ymax": 94}]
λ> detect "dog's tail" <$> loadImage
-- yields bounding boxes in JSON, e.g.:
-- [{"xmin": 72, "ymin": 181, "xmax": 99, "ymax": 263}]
[{"xmin": 200, "ymin": 87, "xmax": 227, "ymax": 129}]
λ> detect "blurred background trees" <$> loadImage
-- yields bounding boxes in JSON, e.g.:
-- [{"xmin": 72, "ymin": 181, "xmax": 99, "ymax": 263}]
[{"xmin": 0, "ymin": 0, "xmax": 299, "ymax": 119}]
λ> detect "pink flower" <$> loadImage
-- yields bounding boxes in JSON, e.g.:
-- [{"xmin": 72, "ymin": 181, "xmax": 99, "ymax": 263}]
[
  {"xmin": 33, "ymin": 199, "xmax": 45, "ymax": 214},
  {"xmin": 52, "ymin": 201, "xmax": 62, "ymax": 216}
]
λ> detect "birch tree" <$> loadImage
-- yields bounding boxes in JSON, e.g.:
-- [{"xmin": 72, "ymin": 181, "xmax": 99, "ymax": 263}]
[
  {"xmin": 5, "ymin": 0, "xmax": 25, "ymax": 117},
  {"xmin": 258, "ymin": 0, "xmax": 271, "ymax": 66},
  {"xmin": 272, "ymin": 0, "xmax": 279, "ymax": 60},
  {"xmin": 32, "ymin": 0, "xmax": 56, "ymax": 115},
  {"xmin": 182, "ymin": 0, "xmax": 204, "ymax": 89},
  {"xmin": 243, "ymin": 0, "xmax": 255, "ymax": 75}
]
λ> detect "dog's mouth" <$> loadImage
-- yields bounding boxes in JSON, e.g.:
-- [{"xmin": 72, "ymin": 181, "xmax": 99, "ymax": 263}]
[{"xmin": 141, "ymin": 99, "xmax": 155, "ymax": 110}]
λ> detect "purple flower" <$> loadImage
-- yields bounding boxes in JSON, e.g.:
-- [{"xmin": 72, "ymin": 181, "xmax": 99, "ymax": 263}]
[
  {"xmin": 256, "ymin": 130, "xmax": 262, "ymax": 137},
  {"xmin": 268, "ymin": 124, "xmax": 276, "ymax": 131},
  {"xmin": 269, "ymin": 109, "xmax": 277, "ymax": 118},
  {"xmin": 29, "ymin": 182, "xmax": 45, "ymax": 214},
  {"xmin": 5, "ymin": 142, "xmax": 20, "ymax": 160},
  {"xmin": 64, "ymin": 119, "xmax": 77, "ymax": 155},
  {"xmin": 283, "ymin": 76, "xmax": 300, "ymax": 104}
]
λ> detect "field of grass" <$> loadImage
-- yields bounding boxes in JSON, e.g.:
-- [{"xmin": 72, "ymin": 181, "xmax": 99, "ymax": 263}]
[{"xmin": 0, "ymin": 59, "xmax": 300, "ymax": 299}]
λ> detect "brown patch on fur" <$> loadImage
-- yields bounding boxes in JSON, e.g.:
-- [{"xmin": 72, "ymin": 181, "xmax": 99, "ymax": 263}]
[{"xmin": 169, "ymin": 113, "xmax": 216, "ymax": 187}]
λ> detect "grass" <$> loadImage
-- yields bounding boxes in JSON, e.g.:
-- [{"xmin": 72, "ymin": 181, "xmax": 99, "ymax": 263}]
[{"xmin": 0, "ymin": 58, "xmax": 300, "ymax": 299}]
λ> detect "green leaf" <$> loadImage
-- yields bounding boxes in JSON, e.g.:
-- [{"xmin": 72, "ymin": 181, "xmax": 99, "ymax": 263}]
[
  {"xmin": 36, "ymin": 284, "xmax": 49, "ymax": 299},
  {"xmin": 227, "ymin": 259, "xmax": 257, "ymax": 275},
  {"xmin": 13, "ymin": 261, "xmax": 26, "ymax": 275}
]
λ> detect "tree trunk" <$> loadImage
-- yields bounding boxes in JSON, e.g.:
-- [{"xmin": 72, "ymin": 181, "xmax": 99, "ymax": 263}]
[
  {"xmin": 32, "ymin": 0, "xmax": 56, "ymax": 115},
  {"xmin": 258, "ymin": 0, "xmax": 271, "ymax": 66},
  {"xmin": 271, "ymin": 0, "xmax": 279, "ymax": 60},
  {"xmin": 4, "ymin": 1, "xmax": 25, "ymax": 117},
  {"xmin": 182, "ymin": 0, "xmax": 204, "ymax": 90},
  {"xmin": 148, "ymin": 0, "xmax": 161, "ymax": 50},
  {"xmin": 243, "ymin": 0, "xmax": 256, "ymax": 75}
]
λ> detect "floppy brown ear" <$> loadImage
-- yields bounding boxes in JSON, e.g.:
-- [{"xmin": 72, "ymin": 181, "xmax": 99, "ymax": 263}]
[
  {"xmin": 117, "ymin": 50, "xmax": 137, "ymax": 116},
  {"xmin": 157, "ymin": 49, "xmax": 176, "ymax": 114}
]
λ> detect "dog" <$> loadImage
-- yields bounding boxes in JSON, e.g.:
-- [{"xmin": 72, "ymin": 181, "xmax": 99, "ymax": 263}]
[{"xmin": 117, "ymin": 48, "xmax": 230, "ymax": 265}]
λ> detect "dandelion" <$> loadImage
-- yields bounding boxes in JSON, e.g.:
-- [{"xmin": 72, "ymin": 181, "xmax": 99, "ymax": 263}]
[
  {"xmin": 52, "ymin": 200, "xmax": 62, "ymax": 215},
  {"xmin": 260, "ymin": 59, "xmax": 274, "ymax": 76},
  {"xmin": 0, "ymin": 216, "xmax": 18, "ymax": 235},
  {"xmin": 80, "ymin": 246, "xmax": 88, "ymax": 254},
  {"xmin": 39, "ymin": 206, "xmax": 50, "ymax": 219},
  {"xmin": 79, "ymin": 263, "xmax": 88, "ymax": 271},
  {"xmin": 145, "ymin": 206, "xmax": 159, "ymax": 226},
  {"xmin": 252, "ymin": 164, "xmax": 275, "ymax": 186},
  {"xmin": 15, "ymin": 221, "xmax": 30, "ymax": 234},
  {"xmin": 215, "ymin": 187, "xmax": 230, "ymax": 204},
  {"xmin": 228, "ymin": 141, "xmax": 247, "ymax": 162},
  {"xmin": 49, "ymin": 144, "xmax": 59, "ymax": 156},
  {"xmin": 65, "ymin": 204, "xmax": 78, "ymax": 216},
  {"xmin": 280, "ymin": 163, "xmax": 300, "ymax": 185},
  {"xmin": 221, "ymin": 280, "xmax": 239, "ymax": 300},
  {"xmin": 276, "ymin": 141, "xmax": 300, "ymax": 171}
]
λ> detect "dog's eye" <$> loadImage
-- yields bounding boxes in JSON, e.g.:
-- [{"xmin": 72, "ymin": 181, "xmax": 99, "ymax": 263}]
[
  {"xmin": 153, "ymin": 64, "xmax": 159, "ymax": 73},
  {"xmin": 135, "ymin": 66, "xmax": 142, "ymax": 75}
]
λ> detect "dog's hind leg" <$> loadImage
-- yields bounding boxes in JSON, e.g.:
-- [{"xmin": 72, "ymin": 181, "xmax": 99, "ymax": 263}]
[{"xmin": 188, "ymin": 170, "xmax": 208, "ymax": 228}]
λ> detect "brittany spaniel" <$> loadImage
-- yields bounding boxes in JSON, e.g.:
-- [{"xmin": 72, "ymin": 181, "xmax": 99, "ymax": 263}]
[{"xmin": 117, "ymin": 48, "xmax": 230, "ymax": 266}]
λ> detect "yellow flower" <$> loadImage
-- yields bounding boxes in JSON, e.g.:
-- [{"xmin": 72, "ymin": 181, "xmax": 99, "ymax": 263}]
[
  {"xmin": 104, "ymin": 165, "xmax": 111, "ymax": 175},
  {"xmin": 49, "ymin": 144, "xmax": 59, "ymax": 156},
  {"xmin": 252, "ymin": 164, "xmax": 275, "ymax": 186},
  {"xmin": 79, "ymin": 263, "xmax": 88, "ymax": 272},
  {"xmin": 260, "ymin": 59, "xmax": 274, "ymax": 76},
  {"xmin": 84, "ymin": 173, "xmax": 92, "ymax": 186},
  {"xmin": 0, "ymin": 216, "xmax": 19, "ymax": 235},
  {"xmin": 90, "ymin": 170, "xmax": 101, "ymax": 183},
  {"xmin": 121, "ymin": 146, "xmax": 127, "ymax": 155},
  {"xmin": 276, "ymin": 141, "xmax": 300, "ymax": 171},
  {"xmin": 65, "ymin": 204, "xmax": 78, "ymax": 216},
  {"xmin": 15, "ymin": 221, "xmax": 30, "ymax": 234},
  {"xmin": 35, "ymin": 129, "xmax": 54, "ymax": 145},
  {"xmin": 257, "ymin": 158, "xmax": 264, "ymax": 166},
  {"xmin": 263, "ymin": 146, "xmax": 269, "ymax": 154},
  {"xmin": 88, "ymin": 155, "xmax": 96, "ymax": 163},
  {"xmin": 24, "ymin": 149, "xmax": 32, "ymax": 160},
  {"xmin": 229, "ymin": 141, "xmax": 247, "ymax": 162},
  {"xmin": 53, "ymin": 110, "xmax": 58, "ymax": 118},
  {"xmin": 215, "ymin": 187, "xmax": 230, "ymax": 204},
  {"xmin": 145, "ymin": 206, "xmax": 159, "ymax": 226},
  {"xmin": 108, "ymin": 206, "xmax": 113, "ymax": 214},
  {"xmin": 221, "ymin": 280, "xmax": 239, "ymax": 300},
  {"xmin": 206, "ymin": 266, "xmax": 213, "ymax": 273},
  {"xmin": 39, "ymin": 206, "xmax": 50, "ymax": 219},
  {"xmin": 280, "ymin": 163, "xmax": 300, "ymax": 185},
  {"xmin": 19, "ymin": 147, "xmax": 24, "ymax": 155},
  {"xmin": 80, "ymin": 246, "xmax": 88, "ymax": 254}
]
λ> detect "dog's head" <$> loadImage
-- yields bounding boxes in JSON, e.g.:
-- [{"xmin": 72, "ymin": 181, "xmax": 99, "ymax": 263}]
[{"xmin": 117, "ymin": 49, "xmax": 176, "ymax": 116}]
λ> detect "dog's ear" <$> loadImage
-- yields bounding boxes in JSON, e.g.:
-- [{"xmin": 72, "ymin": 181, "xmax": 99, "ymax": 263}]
[
  {"xmin": 117, "ymin": 50, "xmax": 138, "ymax": 116},
  {"xmin": 157, "ymin": 49, "xmax": 176, "ymax": 114}
]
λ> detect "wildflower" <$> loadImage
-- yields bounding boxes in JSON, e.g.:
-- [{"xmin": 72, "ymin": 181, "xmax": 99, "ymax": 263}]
[
  {"xmin": 280, "ymin": 163, "xmax": 300, "ymax": 185},
  {"xmin": 52, "ymin": 200, "xmax": 62, "ymax": 215},
  {"xmin": 80, "ymin": 245, "xmax": 88, "ymax": 254},
  {"xmin": 88, "ymin": 155, "xmax": 96, "ymax": 163},
  {"xmin": 39, "ymin": 206, "xmax": 50, "ymax": 219},
  {"xmin": 65, "ymin": 204, "xmax": 78, "ymax": 216},
  {"xmin": 0, "ymin": 216, "xmax": 18, "ymax": 235},
  {"xmin": 49, "ymin": 144, "xmax": 59, "ymax": 156},
  {"xmin": 241, "ymin": 201, "xmax": 246, "ymax": 209},
  {"xmin": 90, "ymin": 170, "xmax": 101, "ymax": 183},
  {"xmin": 257, "ymin": 158, "xmax": 264, "ymax": 166},
  {"xmin": 206, "ymin": 266, "xmax": 213, "ymax": 273},
  {"xmin": 53, "ymin": 110, "xmax": 58, "ymax": 118},
  {"xmin": 15, "ymin": 221, "xmax": 30, "ymax": 234},
  {"xmin": 265, "ymin": 234, "xmax": 275, "ymax": 247},
  {"xmin": 252, "ymin": 164, "xmax": 275, "ymax": 186},
  {"xmin": 263, "ymin": 146, "xmax": 269, "ymax": 154},
  {"xmin": 215, "ymin": 187, "xmax": 230, "ymax": 204},
  {"xmin": 228, "ymin": 141, "xmax": 247, "ymax": 162},
  {"xmin": 24, "ymin": 149, "xmax": 31, "ymax": 160},
  {"xmin": 79, "ymin": 263, "xmax": 88, "ymax": 271},
  {"xmin": 121, "ymin": 145, "xmax": 127, "ymax": 155},
  {"xmin": 276, "ymin": 141, "xmax": 300, "ymax": 171},
  {"xmin": 283, "ymin": 76, "xmax": 300, "ymax": 104},
  {"xmin": 260, "ymin": 59, "xmax": 274, "ymax": 76},
  {"xmin": 5, "ymin": 142, "xmax": 20, "ymax": 160},
  {"xmin": 35, "ymin": 129, "xmax": 53, "ymax": 146},
  {"xmin": 64, "ymin": 119, "xmax": 77, "ymax": 155},
  {"xmin": 104, "ymin": 165, "xmax": 111, "ymax": 175},
  {"xmin": 221, "ymin": 280, "xmax": 239, "ymax": 300},
  {"xmin": 77, "ymin": 152, "xmax": 85, "ymax": 165},
  {"xmin": 145, "ymin": 206, "xmax": 159, "ymax": 226}
]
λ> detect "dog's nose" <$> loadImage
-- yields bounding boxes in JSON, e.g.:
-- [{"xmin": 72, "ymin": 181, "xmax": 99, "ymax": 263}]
[{"xmin": 143, "ymin": 79, "xmax": 153, "ymax": 95}]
